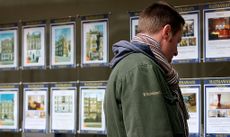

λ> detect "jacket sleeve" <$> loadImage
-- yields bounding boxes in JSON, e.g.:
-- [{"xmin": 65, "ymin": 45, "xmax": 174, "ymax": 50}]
[{"xmin": 120, "ymin": 64, "xmax": 174, "ymax": 137}]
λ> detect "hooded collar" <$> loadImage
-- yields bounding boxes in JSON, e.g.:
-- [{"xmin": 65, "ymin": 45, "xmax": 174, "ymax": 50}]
[{"xmin": 110, "ymin": 40, "xmax": 155, "ymax": 68}]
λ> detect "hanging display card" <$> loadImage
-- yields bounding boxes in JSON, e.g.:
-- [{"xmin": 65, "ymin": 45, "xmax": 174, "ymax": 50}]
[
  {"xmin": 130, "ymin": 16, "xmax": 139, "ymax": 40},
  {"xmin": 23, "ymin": 84, "xmax": 48, "ymax": 132},
  {"xmin": 173, "ymin": 6, "xmax": 200, "ymax": 63},
  {"xmin": 50, "ymin": 82, "xmax": 77, "ymax": 133},
  {"xmin": 203, "ymin": 2, "xmax": 230, "ymax": 62},
  {"xmin": 22, "ymin": 20, "xmax": 46, "ymax": 69},
  {"xmin": 179, "ymin": 79, "xmax": 201, "ymax": 137},
  {"xmin": 0, "ymin": 24, "xmax": 18, "ymax": 70},
  {"xmin": 50, "ymin": 17, "xmax": 76, "ymax": 68},
  {"xmin": 81, "ymin": 14, "xmax": 109, "ymax": 67},
  {"xmin": 79, "ymin": 81, "xmax": 106, "ymax": 134},
  {"xmin": 204, "ymin": 79, "xmax": 230, "ymax": 136},
  {"xmin": 0, "ymin": 84, "xmax": 19, "ymax": 131}
]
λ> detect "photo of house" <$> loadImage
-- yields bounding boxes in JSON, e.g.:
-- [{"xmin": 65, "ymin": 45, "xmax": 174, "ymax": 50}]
[
  {"xmin": 83, "ymin": 91, "xmax": 103, "ymax": 128},
  {"xmin": 0, "ymin": 31, "xmax": 15, "ymax": 66},
  {"xmin": 54, "ymin": 95, "xmax": 73, "ymax": 113},
  {"xmin": 82, "ymin": 20, "xmax": 108, "ymax": 65},
  {"xmin": 54, "ymin": 26, "xmax": 72, "ymax": 63},
  {"xmin": 26, "ymin": 31, "xmax": 41, "ymax": 63},
  {"xmin": 0, "ymin": 93, "xmax": 15, "ymax": 126}
]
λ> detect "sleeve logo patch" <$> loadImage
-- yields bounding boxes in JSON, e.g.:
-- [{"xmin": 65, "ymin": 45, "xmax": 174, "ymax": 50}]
[{"xmin": 143, "ymin": 91, "xmax": 160, "ymax": 97}]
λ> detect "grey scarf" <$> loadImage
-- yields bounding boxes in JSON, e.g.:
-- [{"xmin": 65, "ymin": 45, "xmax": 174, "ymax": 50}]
[{"xmin": 132, "ymin": 33, "xmax": 179, "ymax": 90}]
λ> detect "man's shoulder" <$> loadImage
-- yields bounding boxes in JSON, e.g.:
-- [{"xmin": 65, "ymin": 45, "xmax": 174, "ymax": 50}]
[{"xmin": 112, "ymin": 53, "xmax": 160, "ymax": 78}]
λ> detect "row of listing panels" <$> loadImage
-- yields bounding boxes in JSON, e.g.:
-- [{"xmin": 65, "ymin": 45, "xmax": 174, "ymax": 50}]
[
  {"xmin": 0, "ymin": 79, "xmax": 230, "ymax": 137},
  {"xmin": 2, "ymin": 1, "xmax": 230, "ymax": 70},
  {"xmin": 0, "ymin": 81, "xmax": 107, "ymax": 134},
  {"xmin": 0, "ymin": 17, "xmax": 109, "ymax": 70}
]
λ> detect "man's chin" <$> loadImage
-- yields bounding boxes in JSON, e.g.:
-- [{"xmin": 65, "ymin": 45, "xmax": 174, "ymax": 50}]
[{"xmin": 168, "ymin": 59, "xmax": 172, "ymax": 64}]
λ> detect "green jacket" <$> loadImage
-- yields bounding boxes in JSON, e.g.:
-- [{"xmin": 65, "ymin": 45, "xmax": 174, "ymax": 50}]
[{"xmin": 104, "ymin": 53, "xmax": 188, "ymax": 137}]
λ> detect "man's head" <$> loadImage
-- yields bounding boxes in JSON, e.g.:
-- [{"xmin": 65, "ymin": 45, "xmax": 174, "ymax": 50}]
[{"xmin": 138, "ymin": 1, "xmax": 185, "ymax": 63}]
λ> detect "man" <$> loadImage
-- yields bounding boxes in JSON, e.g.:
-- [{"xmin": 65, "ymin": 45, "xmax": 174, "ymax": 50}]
[{"xmin": 104, "ymin": 1, "xmax": 189, "ymax": 137}]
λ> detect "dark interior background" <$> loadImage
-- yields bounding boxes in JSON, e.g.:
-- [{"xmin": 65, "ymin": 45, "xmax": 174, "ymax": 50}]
[{"xmin": 0, "ymin": 0, "xmax": 230, "ymax": 137}]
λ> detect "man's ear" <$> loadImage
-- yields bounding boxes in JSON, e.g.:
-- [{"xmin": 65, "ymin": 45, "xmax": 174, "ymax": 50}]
[{"xmin": 162, "ymin": 24, "xmax": 172, "ymax": 40}]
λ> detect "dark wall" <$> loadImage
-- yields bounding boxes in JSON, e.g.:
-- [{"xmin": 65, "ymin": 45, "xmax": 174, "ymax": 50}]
[{"xmin": 0, "ymin": 0, "xmax": 230, "ymax": 137}]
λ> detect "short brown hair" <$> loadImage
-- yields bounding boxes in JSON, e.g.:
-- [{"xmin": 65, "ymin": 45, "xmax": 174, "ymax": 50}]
[{"xmin": 138, "ymin": 1, "xmax": 185, "ymax": 35}]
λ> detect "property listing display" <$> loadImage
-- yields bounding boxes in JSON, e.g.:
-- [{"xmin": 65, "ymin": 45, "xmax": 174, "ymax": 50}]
[
  {"xmin": 179, "ymin": 80, "xmax": 201, "ymax": 137},
  {"xmin": 130, "ymin": 16, "xmax": 139, "ymax": 40},
  {"xmin": 0, "ymin": 84, "xmax": 19, "ymax": 131},
  {"xmin": 204, "ymin": 79, "xmax": 230, "ymax": 136},
  {"xmin": 203, "ymin": 2, "xmax": 230, "ymax": 62},
  {"xmin": 23, "ymin": 84, "xmax": 48, "ymax": 132},
  {"xmin": 50, "ymin": 83, "xmax": 77, "ymax": 133},
  {"xmin": 50, "ymin": 19, "xmax": 76, "ymax": 68},
  {"xmin": 174, "ymin": 6, "xmax": 200, "ymax": 63},
  {"xmin": 81, "ymin": 19, "xmax": 108, "ymax": 67},
  {"xmin": 0, "ymin": 28, "xmax": 18, "ymax": 69},
  {"xmin": 79, "ymin": 81, "xmax": 106, "ymax": 134},
  {"xmin": 22, "ymin": 21, "xmax": 46, "ymax": 69}
]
